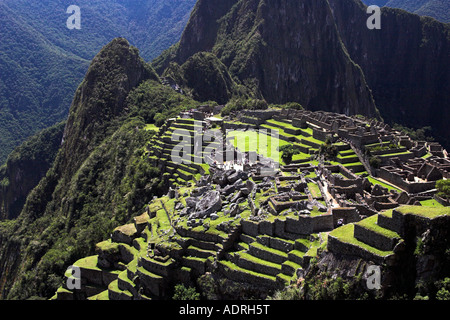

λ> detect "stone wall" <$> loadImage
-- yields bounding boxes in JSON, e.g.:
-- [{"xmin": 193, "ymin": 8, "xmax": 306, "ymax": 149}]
[
  {"xmin": 218, "ymin": 262, "xmax": 281, "ymax": 290},
  {"xmin": 284, "ymin": 214, "xmax": 334, "ymax": 235},
  {"xmin": 379, "ymin": 153, "xmax": 414, "ymax": 165},
  {"xmin": 371, "ymin": 147, "xmax": 407, "ymax": 156},
  {"xmin": 139, "ymin": 257, "xmax": 174, "ymax": 278},
  {"xmin": 434, "ymin": 195, "xmax": 450, "ymax": 207},
  {"xmin": 306, "ymin": 116, "xmax": 332, "ymax": 131},
  {"xmin": 353, "ymin": 224, "xmax": 399, "ymax": 251},
  {"xmin": 327, "ymin": 235, "xmax": 387, "ymax": 265},
  {"xmin": 390, "ymin": 209, "xmax": 450, "ymax": 238},
  {"xmin": 378, "ymin": 168, "xmax": 436, "ymax": 193},
  {"xmin": 312, "ymin": 214, "xmax": 334, "ymax": 232},
  {"xmin": 240, "ymin": 116, "xmax": 265, "ymax": 126},
  {"xmin": 175, "ymin": 226, "xmax": 223, "ymax": 243},
  {"xmin": 242, "ymin": 110, "xmax": 280, "ymax": 121},
  {"xmin": 312, "ymin": 128, "xmax": 331, "ymax": 142},
  {"xmin": 292, "ymin": 117, "xmax": 307, "ymax": 129},
  {"xmin": 241, "ymin": 220, "xmax": 260, "ymax": 237},
  {"xmin": 235, "ymin": 255, "xmax": 280, "ymax": 277},
  {"xmin": 332, "ymin": 207, "xmax": 360, "ymax": 226}
]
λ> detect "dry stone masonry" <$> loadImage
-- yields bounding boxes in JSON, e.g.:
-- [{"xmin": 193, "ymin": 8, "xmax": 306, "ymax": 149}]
[{"xmin": 53, "ymin": 106, "xmax": 449, "ymax": 300}]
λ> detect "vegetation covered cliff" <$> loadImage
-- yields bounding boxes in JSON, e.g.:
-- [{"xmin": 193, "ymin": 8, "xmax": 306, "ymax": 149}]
[
  {"xmin": 0, "ymin": 0, "xmax": 196, "ymax": 164},
  {"xmin": 155, "ymin": 0, "xmax": 379, "ymax": 119},
  {"xmin": 0, "ymin": 122, "xmax": 65, "ymax": 220},
  {"xmin": 0, "ymin": 39, "xmax": 180, "ymax": 299},
  {"xmin": 329, "ymin": 0, "xmax": 450, "ymax": 150},
  {"xmin": 155, "ymin": 0, "xmax": 449, "ymax": 148}
]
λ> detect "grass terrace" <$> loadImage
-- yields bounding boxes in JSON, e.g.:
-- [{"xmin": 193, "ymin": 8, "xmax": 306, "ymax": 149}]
[
  {"xmin": 356, "ymin": 214, "xmax": 400, "ymax": 239},
  {"xmin": 367, "ymin": 177, "xmax": 402, "ymax": 192},
  {"xmin": 307, "ymin": 182, "xmax": 322, "ymax": 198},
  {"xmin": 378, "ymin": 151, "xmax": 413, "ymax": 158},
  {"xmin": 145, "ymin": 124, "xmax": 160, "ymax": 132},
  {"xmin": 395, "ymin": 205, "xmax": 450, "ymax": 219},
  {"xmin": 266, "ymin": 119, "xmax": 298, "ymax": 131},
  {"xmin": 227, "ymin": 130, "xmax": 286, "ymax": 163},
  {"xmin": 419, "ymin": 199, "xmax": 444, "ymax": 208},
  {"xmin": 329, "ymin": 224, "xmax": 394, "ymax": 257}
]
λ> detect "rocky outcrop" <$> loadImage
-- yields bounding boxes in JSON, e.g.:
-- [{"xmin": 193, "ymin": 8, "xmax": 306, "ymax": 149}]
[
  {"xmin": 157, "ymin": 0, "xmax": 450, "ymax": 148},
  {"xmin": 328, "ymin": 0, "xmax": 450, "ymax": 148},
  {"xmin": 189, "ymin": 190, "xmax": 222, "ymax": 219},
  {"xmin": 156, "ymin": 0, "xmax": 379, "ymax": 118},
  {"xmin": 0, "ymin": 122, "xmax": 64, "ymax": 220}
]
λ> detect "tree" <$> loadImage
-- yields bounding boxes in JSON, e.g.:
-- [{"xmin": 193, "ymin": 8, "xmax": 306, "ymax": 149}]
[
  {"xmin": 172, "ymin": 284, "xmax": 201, "ymax": 300},
  {"xmin": 370, "ymin": 156, "xmax": 382, "ymax": 169},
  {"xmin": 319, "ymin": 138, "xmax": 338, "ymax": 161},
  {"xmin": 436, "ymin": 180, "xmax": 450, "ymax": 199},
  {"xmin": 279, "ymin": 145, "xmax": 301, "ymax": 165}
]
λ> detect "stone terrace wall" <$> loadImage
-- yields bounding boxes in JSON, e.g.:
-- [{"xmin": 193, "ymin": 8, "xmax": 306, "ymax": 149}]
[
  {"xmin": 242, "ymin": 213, "xmax": 333, "ymax": 239},
  {"xmin": 241, "ymin": 110, "xmax": 281, "ymax": 121},
  {"xmin": 353, "ymin": 224, "xmax": 399, "ymax": 251},
  {"xmin": 378, "ymin": 168, "xmax": 436, "ymax": 193},
  {"xmin": 217, "ymin": 262, "xmax": 281, "ymax": 290},
  {"xmin": 327, "ymin": 234, "xmax": 386, "ymax": 265},
  {"xmin": 332, "ymin": 207, "xmax": 360, "ymax": 226}
]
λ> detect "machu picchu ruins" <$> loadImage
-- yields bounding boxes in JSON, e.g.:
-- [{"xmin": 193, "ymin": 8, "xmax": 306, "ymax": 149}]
[{"xmin": 53, "ymin": 106, "xmax": 450, "ymax": 301}]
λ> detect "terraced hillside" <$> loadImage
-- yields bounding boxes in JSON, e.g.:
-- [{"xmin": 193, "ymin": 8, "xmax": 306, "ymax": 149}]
[
  {"xmin": 52, "ymin": 108, "xmax": 449, "ymax": 300},
  {"xmin": 146, "ymin": 118, "xmax": 212, "ymax": 187},
  {"xmin": 328, "ymin": 205, "xmax": 450, "ymax": 274},
  {"xmin": 52, "ymin": 175, "xmax": 330, "ymax": 300}
]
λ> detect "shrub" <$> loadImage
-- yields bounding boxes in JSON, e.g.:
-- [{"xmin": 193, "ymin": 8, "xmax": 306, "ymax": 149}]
[
  {"xmin": 436, "ymin": 180, "xmax": 450, "ymax": 199},
  {"xmin": 281, "ymin": 102, "xmax": 303, "ymax": 110},
  {"xmin": 369, "ymin": 156, "xmax": 382, "ymax": 169},
  {"xmin": 172, "ymin": 284, "xmax": 201, "ymax": 301},
  {"xmin": 435, "ymin": 278, "xmax": 450, "ymax": 300},
  {"xmin": 279, "ymin": 145, "xmax": 301, "ymax": 165},
  {"xmin": 319, "ymin": 138, "xmax": 338, "ymax": 160}
]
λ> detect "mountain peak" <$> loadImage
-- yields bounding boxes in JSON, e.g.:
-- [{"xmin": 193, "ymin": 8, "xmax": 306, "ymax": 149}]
[
  {"xmin": 61, "ymin": 38, "xmax": 159, "ymax": 177},
  {"xmin": 158, "ymin": 0, "xmax": 379, "ymax": 118}
]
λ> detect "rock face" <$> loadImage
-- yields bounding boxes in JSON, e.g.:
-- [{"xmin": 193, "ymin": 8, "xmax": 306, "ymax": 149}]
[
  {"xmin": 0, "ymin": 122, "xmax": 65, "ymax": 220},
  {"xmin": 156, "ymin": 0, "xmax": 379, "ymax": 118},
  {"xmin": 156, "ymin": 0, "xmax": 450, "ymax": 148},
  {"xmin": 61, "ymin": 38, "xmax": 159, "ymax": 179},
  {"xmin": 189, "ymin": 191, "xmax": 222, "ymax": 219},
  {"xmin": 328, "ymin": 0, "xmax": 450, "ymax": 148}
]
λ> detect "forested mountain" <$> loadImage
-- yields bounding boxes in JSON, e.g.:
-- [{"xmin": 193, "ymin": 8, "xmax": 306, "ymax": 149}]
[
  {"xmin": 362, "ymin": 0, "xmax": 450, "ymax": 22},
  {"xmin": 0, "ymin": 39, "xmax": 176, "ymax": 299},
  {"xmin": 0, "ymin": 0, "xmax": 196, "ymax": 164},
  {"xmin": 0, "ymin": 0, "xmax": 448, "ymax": 300},
  {"xmin": 155, "ymin": 0, "xmax": 449, "ymax": 148},
  {"xmin": 155, "ymin": 0, "xmax": 380, "ymax": 118}
]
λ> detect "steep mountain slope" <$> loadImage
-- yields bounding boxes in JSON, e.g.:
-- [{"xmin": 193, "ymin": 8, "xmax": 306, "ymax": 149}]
[
  {"xmin": 155, "ymin": 0, "xmax": 380, "ymax": 119},
  {"xmin": 156, "ymin": 0, "xmax": 449, "ymax": 148},
  {"xmin": 362, "ymin": 0, "xmax": 390, "ymax": 6},
  {"xmin": 0, "ymin": 39, "xmax": 167, "ymax": 299},
  {"xmin": 0, "ymin": 122, "xmax": 65, "ymax": 221},
  {"xmin": 0, "ymin": 2, "xmax": 89, "ymax": 165},
  {"xmin": 362, "ymin": 0, "xmax": 450, "ymax": 23},
  {"xmin": 385, "ymin": 0, "xmax": 450, "ymax": 23},
  {"xmin": 329, "ymin": 0, "xmax": 450, "ymax": 148},
  {"xmin": 0, "ymin": 0, "xmax": 196, "ymax": 164}
]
